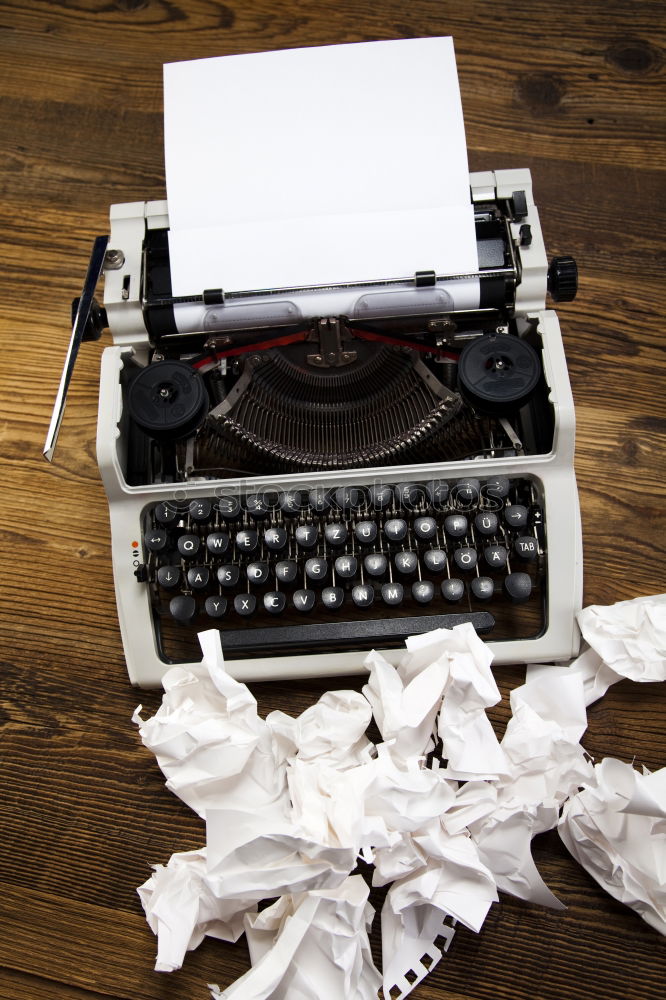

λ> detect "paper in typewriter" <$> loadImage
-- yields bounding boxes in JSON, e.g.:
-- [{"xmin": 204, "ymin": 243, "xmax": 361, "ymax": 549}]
[{"xmin": 164, "ymin": 37, "xmax": 478, "ymax": 297}]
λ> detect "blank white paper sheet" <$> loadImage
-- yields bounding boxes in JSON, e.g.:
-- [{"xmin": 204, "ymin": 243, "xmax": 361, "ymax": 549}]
[{"xmin": 164, "ymin": 37, "xmax": 477, "ymax": 297}]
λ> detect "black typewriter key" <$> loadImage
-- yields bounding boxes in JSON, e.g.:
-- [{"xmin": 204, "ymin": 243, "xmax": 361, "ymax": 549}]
[
  {"xmin": 504, "ymin": 504, "xmax": 528, "ymax": 528},
  {"xmin": 453, "ymin": 478, "xmax": 480, "ymax": 507},
  {"xmin": 177, "ymin": 534, "xmax": 201, "ymax": 558},
  {"xmin": 217, "ymin": 495, "xmax": 242, "ymax": 521},
  {"xmin": 504, "ymin": 572, "xmax": 533, "ymax": 603},
  {"xmin": 305, "ymin": 557, "xmax": 328, "ymax": 583},
  {"xmin": 293, "ymin": 589, "xmax": 316, "ymax": 613},
  {"xmin": 217, "ymin": 564, "xmax": 240, "ymax": 587},
  {"xmin": 354, "ymin": 520, "xmax": 378, "ymax": 545},
  {"xmin": 425, "ymin": 480, "xmax": 449, "ymax": 508},
  {"xmin": 396, "ymin": 482, "xmax": 423, "ymax": 510},
  {"xmin": 295, "ymin": 524, "xmax": 319, "ymax": 549},
  {"xmin": 334, "ymin": 555, "xmax": 358, "ymax": 579},
  {"xmin": 471, "ymin": 576, "xmax": 495, "ymax": 601},
  {"xmin": 514, "ymin": 536, "xmax": 539, "ymax": 561},
  {"xmin": 322, "ymin": 586, "xmax": 344, "ymax": 610},
  {"xmin": 275, "ymin": 559, "xmax": 298, "ymax": 584},
  {"xmin": 414, "ymin": 516, "xmax": 437, "ymax": 541},
  {"xmin": 444, "ymin": 514, "xmax": 468, "ymax": 538},
  {"xmin": 412, "ymin": 580, "xmax": 435, "ymax": 604},
  {"xmin": 189, "ymin": 498, "xmax": 213, "ymax": 522},
  {"xmin": 264, "ymin": 591, "xmax": 287, "ymax": 614},
  {"xmin": 308, "ymin": 487, "xmax": 332, "ymax": 514},
  {"xmin": 325, "ymin": 522, "xmax": 348, "ymax": 547},
  {"xmin": 235, "ymin": 529, "xmax": 258, "ymax": 553},
  {"xmin": 245, "ymin": 494, "xmax": 271, "ymax": 520},
  {"xmin": 278, "ymin": 490, "xmax": 302, "ymax": 517},
  {"xmin": 368, "ymin": 483, "xmax": 393, "ymax": 510},
  {"xmin": 483, "ymin": 544, "xmax": 508, "ymax": 569},
  {"xmin": 453, "ymin": 547, "xmax": 478, "ymax": 571},
  {"xmin": 187, "ymin": 566, "xmax": 210, "ymax": 589},
  {"xmin": 394, "ymin": 551, "xmax": 418, "ymax": 575},
  {"xmin": 154, "ymin": 502, "xmax": 178, "ymax": 525},
  {"xmin": 334, "ymin": 486, "xmax": 366, "ymax": 513},
  {"xmin": 381, "ymin": 581, "xmax": 404, "ymax": 606},
  {"xmin": 264, "ymin": 526, "xmax": 288, "ymax": 551},
  {"xmin": 204, "ymin": 595, "xmax": 227, "ymax": 618},
  {"xmin": 352, "ymin": 583, "xmax": 374, "ymax": 608},
  {"xmin": 169, "ymin": 594, "xmax": 197, "ymax": 623},
  {"xmin": 423, "ymin": 549, "xmax": 447, "ymax": 573},
  {"xmin": 364, "ymin": 553, "xmax": 387, "ymax": 577},
  {"xmin": 441, "ymin": 578, "xmax": 464, "ymax": 602},
  {"xmin": 157, "ymin": 565, "xmax": 181, "ymax": 588},
  {"xmin": 145, "ymin": 528, "xmax": 168, "ymax": 553},
  {"xmin": 206, "ymin": 532, "xmax": 230, "ymax": 555},
  {"xmin": 246, "ymin": 561, "xmax": 270, "ymax": 585},
  {"xmin": 474, "ymin": 512, "xmax": 499, "ymax": 536},
  {"xmin": 234, "ymin": 593, "xmax": 256, "ymax": 616},
  {"xmin": 384, "ymin": 518, "xmax": 408, "ymax": 543},
  {"xmin": 483, "ymin": 476, "xmax": 511, "ymax": 502}
]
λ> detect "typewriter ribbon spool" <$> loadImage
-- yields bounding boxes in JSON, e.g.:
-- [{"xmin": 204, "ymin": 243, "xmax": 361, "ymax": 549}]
[
  {"xmin": 457, "ymin": 334, "xmax": 541, "ymax": 414},
  {"xmin": 127, "ymin": 360, "xmax": 209, "ymax": 439}
]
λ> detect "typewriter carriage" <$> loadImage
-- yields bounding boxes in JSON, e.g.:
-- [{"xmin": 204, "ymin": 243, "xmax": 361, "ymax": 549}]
[{"xmin": 103, "ymin": 170, "xmax": 568, "ymax": 492}]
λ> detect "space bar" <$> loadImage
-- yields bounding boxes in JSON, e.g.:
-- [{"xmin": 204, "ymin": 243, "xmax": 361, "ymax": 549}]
[{"xmin": 218, "ymin": 611, "xmax": 495, "ymax": 654}]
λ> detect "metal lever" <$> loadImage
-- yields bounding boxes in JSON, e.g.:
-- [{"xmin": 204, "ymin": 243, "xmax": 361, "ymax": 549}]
[{"xmin": 43, "ymin": 235, "xmax": 109, "ymax": 462}]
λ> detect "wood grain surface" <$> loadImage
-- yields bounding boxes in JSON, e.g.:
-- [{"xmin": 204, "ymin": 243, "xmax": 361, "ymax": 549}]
[{"xmin": 1, "ymin": 2, "xmax": 664, "ymax": 998}]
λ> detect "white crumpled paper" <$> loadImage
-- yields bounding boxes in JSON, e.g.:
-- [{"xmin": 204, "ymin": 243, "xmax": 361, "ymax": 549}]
[
  {"xmin": 135, "ymin": 623, "xmax": 504, "ymax": 999},
  {"xmin": 559, "ymin": 758, "xmax": 666, "ymax": 934},
  {"xmin": 527, "ymin": 593, "xmax": 666, "ymax": 706},
  {"xmin": 134, "ymin": 594, "xmax": 666, "ymax": 999},
  {"xmin": 137, "ymin": 848, "xmax": 252, "ymax": 974},
  {"xmin": 467, "ymin": 668, "xmax": 593, "ymax": 909},
  {"xmin": 578, "ymin": 594, "xmax": 666, "ymax": 683},
  {"xmin": 210, "ymin": 877, "xmax": 382, "ymax": 1000}
]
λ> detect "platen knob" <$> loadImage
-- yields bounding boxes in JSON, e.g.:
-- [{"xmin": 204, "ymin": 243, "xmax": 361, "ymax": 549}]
[
  {"xmin": 71, "ymin": 295, "xmax": 108, "ymax": 341},
  {"xmin": 547, "ymin": 255, "xmax": 578, "ymax": 302}
]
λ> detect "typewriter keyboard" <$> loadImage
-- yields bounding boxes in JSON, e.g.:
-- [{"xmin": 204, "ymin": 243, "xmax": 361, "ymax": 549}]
[{"xmin": 138, "ymin": 476, "xmax": 547, "ymax": 661}]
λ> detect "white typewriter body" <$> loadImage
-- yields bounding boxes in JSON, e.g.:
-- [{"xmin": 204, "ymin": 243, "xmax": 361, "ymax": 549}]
[{"xmin": 92, "ymin": 168, "xmax": 582, "ymax": 687}]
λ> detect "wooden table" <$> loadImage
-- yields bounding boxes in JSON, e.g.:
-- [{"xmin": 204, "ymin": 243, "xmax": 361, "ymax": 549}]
[{"xmin": 1, "ymin": 2, "xmax": 664, "ymax": 998}]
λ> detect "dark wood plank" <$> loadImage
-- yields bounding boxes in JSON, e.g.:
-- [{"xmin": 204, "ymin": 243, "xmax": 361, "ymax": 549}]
[
  {"xmin": 0, "ymin": 1, "xmax": 664, "ymax": 998},
  {"xmin": 0, "ymin": 969, "xmax": 115, "ymax": 1000},
  {"xmin": 0, "ymin": 882, "xmax": 251, "ymax": 999}
]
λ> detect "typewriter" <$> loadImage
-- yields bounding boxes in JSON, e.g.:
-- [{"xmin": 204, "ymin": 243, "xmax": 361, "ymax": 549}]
[{"xmin": 45, "ymin": 168, "xmax": 581, "ymax": 686}]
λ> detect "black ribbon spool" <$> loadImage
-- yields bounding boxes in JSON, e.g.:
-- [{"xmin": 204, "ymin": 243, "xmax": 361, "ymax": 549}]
[
  {"xmin": 127, "ymin": 360, "xmax": 209, "ymax": 439},
  {"xmin": 457, "ymin": 334, "xmax": 541, "ymax": 414}
]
